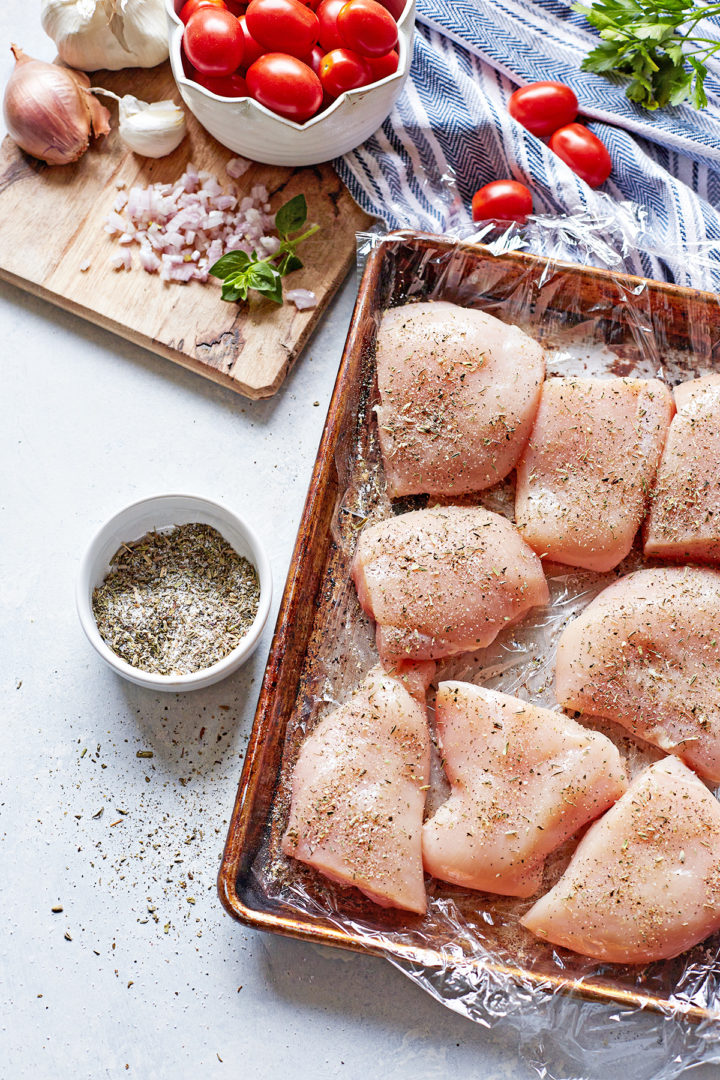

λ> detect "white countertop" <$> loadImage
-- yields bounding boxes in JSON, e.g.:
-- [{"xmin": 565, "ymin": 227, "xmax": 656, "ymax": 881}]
[{"xmin": 2, "ymin": 10, "xmax": 717, "ymax": 1080}]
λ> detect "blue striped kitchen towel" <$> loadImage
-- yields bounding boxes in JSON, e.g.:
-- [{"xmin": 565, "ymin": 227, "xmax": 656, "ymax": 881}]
[{"xmin": 336, "ymin": 0, "xmax": 720, "ymax": 291}]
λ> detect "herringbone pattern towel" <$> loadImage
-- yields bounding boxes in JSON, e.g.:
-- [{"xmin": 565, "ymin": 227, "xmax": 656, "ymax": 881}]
[{"xmin": 337, "ymin": 0, "xmax": 720, "ymax": 290}]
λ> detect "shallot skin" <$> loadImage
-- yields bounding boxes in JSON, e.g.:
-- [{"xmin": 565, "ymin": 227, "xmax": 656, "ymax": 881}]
[{"xmin": 3, "ymin": 45, "xmax": 110, "ymax": 166}]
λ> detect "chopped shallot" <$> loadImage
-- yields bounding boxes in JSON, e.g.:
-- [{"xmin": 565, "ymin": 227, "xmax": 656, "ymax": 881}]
[
  {"xmin": 226, "ymin": 156, "xmax": 252, "ymax": 179},
  {"xmin": 286, "ymin": 288, "xmax": 318, "ymax": 311},
  {"xmin": 110, "ymin": 250, "xmax": 132, "ymax": 271},
  {"xmin": 104, "ymin": 163, "xmax": 275, "ymax": 284}
]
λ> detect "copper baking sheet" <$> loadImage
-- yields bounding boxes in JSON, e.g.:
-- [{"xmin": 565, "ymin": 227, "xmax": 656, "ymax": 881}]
[{"xmin": 218, "ymin": 231, "xmax": 720, "ymax": 1022}]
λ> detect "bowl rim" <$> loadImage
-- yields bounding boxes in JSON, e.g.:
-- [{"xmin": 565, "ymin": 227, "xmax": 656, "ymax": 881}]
[
  {"xmin": 166, "ymin": 0, "xmax": 415, "ymax": 128},
  {"xmin": 76, "ymin": 492, "xmax": 273, "ymax": 690}
]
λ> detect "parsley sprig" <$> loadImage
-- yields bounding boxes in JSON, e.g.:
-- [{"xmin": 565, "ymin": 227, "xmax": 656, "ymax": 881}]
[
  {"xmin": 574, "ymin": 0, "xmax": 720, "ymax": 110},
  {"xmin": 209, "ymin": 193, "xmax": 319, "ymax": 304}
]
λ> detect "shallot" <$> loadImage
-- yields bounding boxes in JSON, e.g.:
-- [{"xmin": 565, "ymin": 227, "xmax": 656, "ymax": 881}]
[{"xmin": 3, "ymin": 45, "xmax": 110, "ymax": 166}]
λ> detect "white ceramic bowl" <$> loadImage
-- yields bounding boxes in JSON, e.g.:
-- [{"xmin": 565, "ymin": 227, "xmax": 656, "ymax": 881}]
[
  {"xmin": 166, "ymin": 0, "xmax": 415, "ymax": 166},
  {"xmin": 76, "ymin": 494, "xmax": 272, "ymax": 692}
]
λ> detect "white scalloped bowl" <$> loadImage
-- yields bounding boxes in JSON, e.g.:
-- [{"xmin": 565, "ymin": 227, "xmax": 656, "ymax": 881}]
[{"xmin": 165, "ymin": 0, "xmax": 415, "ymax": 166}]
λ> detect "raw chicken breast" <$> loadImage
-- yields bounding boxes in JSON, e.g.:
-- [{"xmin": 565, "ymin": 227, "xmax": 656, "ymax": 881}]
[
  {"xmin": 375, "ymin": 301, "xmax": 545, "ymax": 497},
  {"xmin": 556, "ymin": 566, "xmax": 720, "ymax": 783},
  {"xmin": 422, "ymin": 683, "xmax": 627, "ymax": 897},
  {"xmin": 521, "ymin": 757, "xmax": 720, "ymax": 963},
  {"xmin": 515, "ymin": 376, "xmax": 674, "ymax": 571},
  {"xmin": 352, "ymin": 506, "xmax": 549, "ymax": 664},
  {"xmin": 281, "ymin": 666, "xmax": 430, "ymax": 914},
  {"xmin": 645, "ymin": 375, "xmax": 720, "ymax": 562},
  {"xmin": 381, "ymin": 659, "xmax": 436, "ymax": 702}
]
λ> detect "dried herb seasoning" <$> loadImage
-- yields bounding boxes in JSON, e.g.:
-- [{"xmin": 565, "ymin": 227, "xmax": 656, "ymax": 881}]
[{"xmin": 92, "ymin": 523, "xmax": 260, "ymax": 675}]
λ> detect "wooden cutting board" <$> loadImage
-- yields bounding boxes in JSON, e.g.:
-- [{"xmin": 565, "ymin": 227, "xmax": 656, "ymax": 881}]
[{"xmin": 0, "ymin": 62, "xmax": 372, "ymax": 399}]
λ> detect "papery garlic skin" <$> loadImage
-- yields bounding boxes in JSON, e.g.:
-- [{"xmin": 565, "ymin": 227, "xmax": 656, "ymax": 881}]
[
  {"xmin": 4, "ymin": 45, "xmax": 111, "ymax": 165},
  {"xmin": 118, "ymin": 96, "xmax": 186, "ymax": 157},
  {"xmin": 41, "ymin": 0, "xmax": 169, "ymax": 72}
]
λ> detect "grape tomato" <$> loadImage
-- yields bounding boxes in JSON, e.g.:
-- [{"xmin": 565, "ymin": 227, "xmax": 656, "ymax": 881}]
[
  {"xmin": 367, "ymin": 48, "xmax": 398, "ymax": 79},
  {"xmin": 375, "ymin": 0, "xmax": 404, "ymax": 16},
  {"xmin": 337, "ymin": 0, "xmax": 398, "ymax": 58},
  {"xmin": 238, "ymin": 14, "xmax": 265, "ymax": 67},
  {"xmin": 306, "ymin": 44, "xmax": 325, "ymax": 73},
  {"xmin": 245, "ymin": 0, "xmax": 319, "ymax": 59},
  {"xmin": 548, "ymin": 123, "xmax": 612, "ymax": 187},
  {"xmin": 246, "ymin": 52, "xmax": 323, "ymax": 121},
  {"xmin": 508, "ymin": 81, "xmax": 578, "ymax": 137},
  {"xmin": 319, "ymin": 46, "xmax": 371, "ymax": 97},
  {"xmin": 183, "ymin": 7, "xmax": 245, "ymax": 76},
  {"xmin": 471, "ymin": 180, "xmax": 533, "ymax": 224},
  {"xmin": 180, "ymin": 0, "xmax": 227, "ymax": 25},
  {"xmin": 316, "ymin": 0, "xmax": 346, "ymax": 51},
  {"xmin": 191, "ymin": 68, "xmax": 249, "ymax": 96}
]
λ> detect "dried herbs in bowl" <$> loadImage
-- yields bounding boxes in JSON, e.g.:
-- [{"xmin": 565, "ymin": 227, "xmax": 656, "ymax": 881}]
[{"xmin": 92, "ymin": 523, "xmax": 261, "ymax": 677}]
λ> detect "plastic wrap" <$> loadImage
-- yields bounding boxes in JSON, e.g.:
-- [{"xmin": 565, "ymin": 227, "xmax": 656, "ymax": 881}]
[{"xmin": 249, "ymin": 210, "xmax": 720, "ymax": 1079}]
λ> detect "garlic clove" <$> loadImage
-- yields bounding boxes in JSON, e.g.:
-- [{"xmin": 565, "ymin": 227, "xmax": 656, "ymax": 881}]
[{"xmin": 117, "ymin": 95, "xmax": 187, "ymax": 158}]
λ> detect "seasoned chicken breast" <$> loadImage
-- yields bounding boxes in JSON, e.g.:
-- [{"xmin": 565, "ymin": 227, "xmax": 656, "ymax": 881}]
[
  {"xmin": 281, "ymin": 666, "xmax": 430, "ymax": 914},
  {"xmin": 422, "ymin": 683, "xmax": 627, "ymax": 897},
  {"xmin": 644, "ymin": 374, "xmax": 720, "ymax": 562},
  {"xmin": 521, "ymin": 757, "xmax": 720, "ymax": 963},
  {"xmin": 556, "ymin": 566, "xmax": 720, "ymax": 783},
  {"xmin": 352, "ymin": 506, "xmax": 549, "ymax": 664},
  {"xmin": 515, "ymin": 376, "xmax": 674, "ymax": 571},
  {"xmin": 375, "ymin": 301, "xmax": 545, "ymax": 498}
]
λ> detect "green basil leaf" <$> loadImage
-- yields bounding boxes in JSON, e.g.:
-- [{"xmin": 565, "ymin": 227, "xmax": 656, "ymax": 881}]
[
  {"xmin": 277, "ymin": 252, "xmax": 304, "ymax": 276},
  {"xmin": 275, "ymin": 194, "xmax": 308, "ymax": 237},
  {"xmin": 246, "ymin": 261, "xmax": 280, "ymax": 288},
  {"xmin": 261, "ymin": 276, "xmax": 284, "ymax": 304},
  {"xmin": 243, "ymin": 262, "xmax": 283, "ymax": 303},
  {"xmin": 209, "ymin": 250, "xmax": 251, "ymax": 279},
  {"xmin": 221, "ymin": 279, "xmax": 248, "ymax": 302}
]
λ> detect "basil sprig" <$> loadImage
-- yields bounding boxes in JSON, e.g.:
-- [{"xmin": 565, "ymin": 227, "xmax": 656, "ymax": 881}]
[{"xmin": 209, "ymin": 193, "xmax": 318, "ymax": 304}]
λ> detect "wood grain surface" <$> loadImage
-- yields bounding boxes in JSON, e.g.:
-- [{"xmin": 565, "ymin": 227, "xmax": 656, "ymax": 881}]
[{"xmin": 0, "ymin": 62, "xmax": 371, "ymax": 399}]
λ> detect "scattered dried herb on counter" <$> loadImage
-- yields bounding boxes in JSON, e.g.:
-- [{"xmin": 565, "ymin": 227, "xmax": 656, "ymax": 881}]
[{"xmin": 92, "ymin": 523, "xmax": 260, "ymax": 675}]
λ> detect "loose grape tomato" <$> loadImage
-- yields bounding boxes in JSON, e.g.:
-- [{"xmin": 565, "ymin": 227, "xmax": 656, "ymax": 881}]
[
  {"xmin": 548, "ymin": 123, "xmax": 612, "ymax": 188},
  {"xmin": 508, "ymin": 81, "xmax": 578, "ymax": 137},
  {"xmin": 471, "ymin": 180, "xmax": 533, "ymax": 224}
]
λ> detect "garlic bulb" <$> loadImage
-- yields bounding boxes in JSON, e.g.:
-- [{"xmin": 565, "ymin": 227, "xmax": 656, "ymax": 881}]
[
  {"xmin": 117, "ymin": 95, "xmax": 186, "ymax": 157},
  {"xmin": 41, "ymin": 0, "xmax": 168, "ymax": 72}
]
